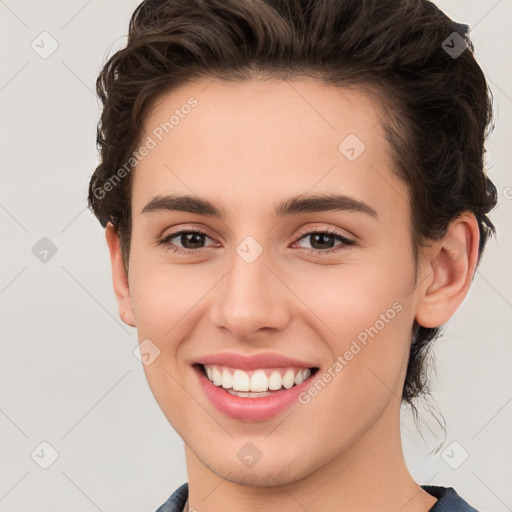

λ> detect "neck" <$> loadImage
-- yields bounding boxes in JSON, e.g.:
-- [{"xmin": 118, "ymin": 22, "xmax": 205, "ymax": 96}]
[{"xmin": 184, "ymin": 398, "xmax": 437, "ymax": 512}]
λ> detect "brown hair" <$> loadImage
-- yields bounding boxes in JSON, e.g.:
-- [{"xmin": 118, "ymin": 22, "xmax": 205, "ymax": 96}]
[{"xmin": 88, "ymin": 0, "xmax": 497, "ymax": 423}]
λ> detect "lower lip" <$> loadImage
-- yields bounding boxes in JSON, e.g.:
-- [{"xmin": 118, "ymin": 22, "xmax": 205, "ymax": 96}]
[{"xmin": 194, "ymin": 365, "xmax": 315, "ymax": 422}]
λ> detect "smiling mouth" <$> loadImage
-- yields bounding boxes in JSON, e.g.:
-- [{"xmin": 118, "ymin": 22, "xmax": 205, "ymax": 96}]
[{"xmin": 196, "ymin": 363, "xmax": 319, "ymax": 398}]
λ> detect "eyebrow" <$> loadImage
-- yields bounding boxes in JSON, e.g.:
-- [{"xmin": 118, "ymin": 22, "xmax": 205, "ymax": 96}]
[{"xmin": 141, "ymin": 193, "xmax": 378, "ymax": 219}]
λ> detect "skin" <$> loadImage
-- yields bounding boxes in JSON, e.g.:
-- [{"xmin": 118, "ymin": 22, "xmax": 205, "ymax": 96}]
[{"xmin": 105, "ymin": 77, "xmax": 480, "ymax": 512}]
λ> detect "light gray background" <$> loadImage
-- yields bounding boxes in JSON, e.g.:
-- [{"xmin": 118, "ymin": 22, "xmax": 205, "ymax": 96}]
[{"xmin": 0, "ymin": 1, "xmax": 510, "ymax": 511}]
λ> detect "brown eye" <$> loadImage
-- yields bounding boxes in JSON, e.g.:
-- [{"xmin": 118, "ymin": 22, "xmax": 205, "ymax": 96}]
[
  {"xmin": 293, "ymin": 228, "xmax": 355, "ymax": 255},
  {"xmin": 158, "ymin": 229, "xmax": 218, "ymax": 254}
]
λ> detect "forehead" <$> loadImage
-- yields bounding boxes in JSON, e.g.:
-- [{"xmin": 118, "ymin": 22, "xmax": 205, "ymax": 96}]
[{"xmin": 132, "ymin": 77, "xmax": 408, "ymax": 224}]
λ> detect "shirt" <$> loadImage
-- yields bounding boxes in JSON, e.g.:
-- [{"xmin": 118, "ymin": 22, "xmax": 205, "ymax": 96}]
[{"xmin": 155, "ymin": 483, "xmax": 480, "ymax": 511}]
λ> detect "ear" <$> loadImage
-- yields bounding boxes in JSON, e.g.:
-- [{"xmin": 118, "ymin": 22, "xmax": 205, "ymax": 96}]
[
  {"xmin": 415, "ymin": 212, "xmax": 480, "ymax": 328},
  {"xmin": 105, "ymin": 223, "xmax": 136, "ymax": 327}
]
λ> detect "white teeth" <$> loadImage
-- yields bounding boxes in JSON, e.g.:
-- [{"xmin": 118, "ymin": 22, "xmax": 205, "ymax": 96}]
[
  {"xmin": 228, "ymin": 389, "xmax": 273, "ymax": 398},
  {"xmin": 203, "ymin": 365, "xmax": 312, "ymax": 393},
  {"xmin": 295, "ymin": 368, "xmax": 309, "ymax": 385},
  {"xmin": 282, "ymin": 369, "xmax": 295, "ymax": 389},
  {"xmin": 232, "ymin": 370, "xmax": 250, "ymax": 391},
  {"xmin": 250, "ymin": 371, "xmax": 269, "ymax": 392},
  {"xmin": 268, "ymin": 370, "xmax": 282, "ymax": 391},
  {"xmin": 212, "ymin": 367, "xmax": 222, "ymax": 386},
  {"xmin": 221, "ymin": 369, "xmax": 233, "ymax": 389}
]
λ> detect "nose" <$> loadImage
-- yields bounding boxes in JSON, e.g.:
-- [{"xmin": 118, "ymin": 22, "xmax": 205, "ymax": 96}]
[{"xmin": 209, "ymin": 243, "xmax": 291, "ymax": 342}]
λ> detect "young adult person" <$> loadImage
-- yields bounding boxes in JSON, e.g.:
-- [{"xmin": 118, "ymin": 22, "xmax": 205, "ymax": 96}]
[{"xmin": 88, "ymin": 1, "xmax": 497, "ymax": 510}]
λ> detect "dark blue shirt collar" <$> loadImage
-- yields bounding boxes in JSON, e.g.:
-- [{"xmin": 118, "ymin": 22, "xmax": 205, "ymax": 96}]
[{"xmin": 155, "ymin": 483, "xmax": 480, "ymax": 512}]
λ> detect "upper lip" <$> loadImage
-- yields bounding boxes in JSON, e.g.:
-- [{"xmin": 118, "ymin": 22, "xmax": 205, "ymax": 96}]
[{"xmin": 194, "ymin": 352, "xmax": 318, "ymax": 371}]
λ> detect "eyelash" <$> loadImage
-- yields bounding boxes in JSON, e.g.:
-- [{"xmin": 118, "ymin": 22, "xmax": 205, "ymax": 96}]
[{"xmin": 157, "ymin": 227, "xmax": 355, "ymax": 257}]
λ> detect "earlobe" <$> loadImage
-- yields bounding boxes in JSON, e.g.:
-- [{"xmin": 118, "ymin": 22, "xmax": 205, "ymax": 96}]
[
  {"xmin": 105, "ymin": 223, "xmax": 136, "ymax": 327},
  {"xmin": 415, "ymin": 213, "xmax": 480, "ymax": 329}
]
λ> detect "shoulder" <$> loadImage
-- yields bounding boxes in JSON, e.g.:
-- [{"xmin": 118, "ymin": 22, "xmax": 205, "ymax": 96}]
[
  {"xmin": 422, "ymin": 485, "xmax": 480, "ymax": 512},
  {"xmin": 155, "ymin": 483, "xmax": 189, "ymax": 512}
]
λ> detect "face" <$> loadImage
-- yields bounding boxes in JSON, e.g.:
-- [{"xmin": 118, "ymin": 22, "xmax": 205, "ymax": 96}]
[{"xmin": 122, "ymin": 78, "xmax": 423, "ymax": 485}]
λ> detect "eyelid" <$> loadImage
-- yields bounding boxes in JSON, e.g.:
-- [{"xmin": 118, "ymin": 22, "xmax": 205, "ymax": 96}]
[
  {"xmin": 160, "ymin": 224, "xmax": 354, "ymax": 241},
  {"xmin": 294, "ymin": 225, "xmax": 355, "ymax": 244},
  {"xmin": 159, "ymin": 224, "xmax": 219, "ymax": 242}
]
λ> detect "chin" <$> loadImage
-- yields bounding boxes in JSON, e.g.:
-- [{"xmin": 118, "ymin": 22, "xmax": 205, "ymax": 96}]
[{"xmin": 194, "ymin": 442, "xmax": 321, "ymax": 488}]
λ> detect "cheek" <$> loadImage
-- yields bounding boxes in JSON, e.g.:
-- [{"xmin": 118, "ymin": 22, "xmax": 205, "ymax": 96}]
[
  {"xmin": 300, "ymin": 256, "xmax": 414, "ymax": 405},
  {"xmin": 302, "ymin": 253, "xmax": 413, "ymax": 344},
  {"xmin": 128, "ymin": 256, "xmax": 210, "ymax": 338},
  {"xmin": 127, "ymin": 260, "xmax": 204, "ymax": 433}
]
